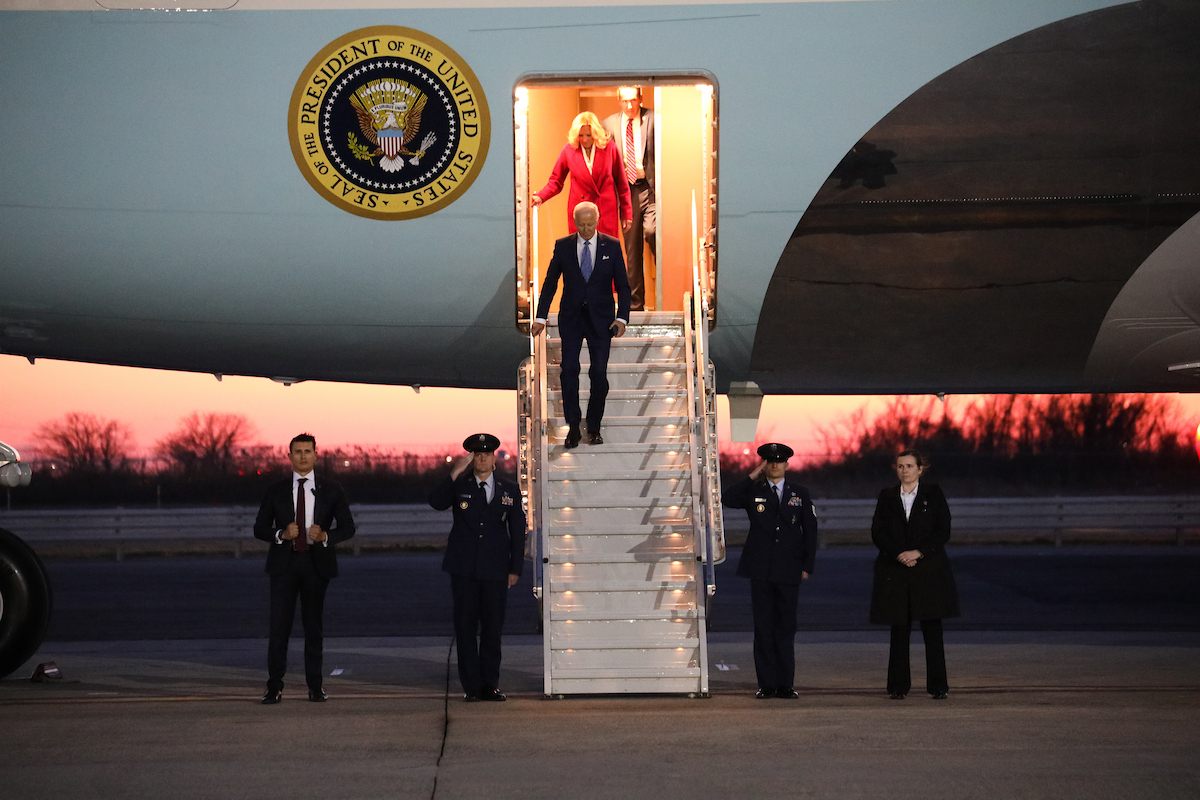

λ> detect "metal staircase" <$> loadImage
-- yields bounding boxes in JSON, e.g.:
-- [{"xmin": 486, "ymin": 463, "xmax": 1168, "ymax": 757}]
[{"xmin": 519, "ymin": 283, "xmax": 725, "ymax": 696}]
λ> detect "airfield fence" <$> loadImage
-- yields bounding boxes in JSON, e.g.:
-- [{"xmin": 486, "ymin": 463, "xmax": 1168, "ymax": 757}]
[{"xmin": 1, "ymin": 496, "xmax": 1198, "ymax": 559}]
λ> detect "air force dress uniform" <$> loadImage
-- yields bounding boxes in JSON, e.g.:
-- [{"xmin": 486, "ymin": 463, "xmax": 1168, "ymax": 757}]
[
  {"xmin": 721, "ymin": 443, "xmax": 818, "ymax": 696},
  {"xmin": 429, "ymin": 434, "xmax": 527, "ymax": 700}
]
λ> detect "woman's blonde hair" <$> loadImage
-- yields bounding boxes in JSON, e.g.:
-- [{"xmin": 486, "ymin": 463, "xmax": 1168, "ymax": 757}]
[{"xmin": 567, "ymin": 111, "xmax": 610, "ymax": 149}]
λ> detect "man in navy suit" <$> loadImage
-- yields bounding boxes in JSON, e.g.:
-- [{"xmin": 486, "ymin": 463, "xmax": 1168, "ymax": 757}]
[
  {"xmin": 530, "ymin": 201, "xmax": 632, "ymax": 447},
  {"xmin": 429, "ymin": 433, "xmax": 527, "ymax": 701},
  {"xmin": 253, "ymin": 433, "xmax": 355, "ymax": 704},
  {"xmin": 722, "ymin": 442, "xmax": 818, "ymax": 699}
]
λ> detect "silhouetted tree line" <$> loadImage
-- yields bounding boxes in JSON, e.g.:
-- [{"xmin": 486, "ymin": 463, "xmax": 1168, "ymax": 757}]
[
  {"xmin": 721, "ymin": 394, "xmax": 1199, "ymax": 498},
  {"xmin": 13, "ymin": 412, "xmax": 512, "ymax": 508}
]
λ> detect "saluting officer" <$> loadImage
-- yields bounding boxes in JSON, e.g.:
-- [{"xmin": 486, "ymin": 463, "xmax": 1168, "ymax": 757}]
[
  {"xmin": 429, "ymin": 434, "xmax": 527, "ymax": 702},
  {"xmin": 722, "ymin": 443, "xmax": 818, "ymax": 699}
]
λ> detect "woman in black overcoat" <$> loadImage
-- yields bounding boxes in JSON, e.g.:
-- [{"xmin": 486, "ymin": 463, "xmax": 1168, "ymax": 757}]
[{"xmin": 870, "ymin": 449, "xmax": 959, "ymax": 699}]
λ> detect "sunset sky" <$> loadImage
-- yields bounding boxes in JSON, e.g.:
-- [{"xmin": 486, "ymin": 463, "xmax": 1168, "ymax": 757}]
[{"xmin": 3, "ymin": 355, "xmax": 1198, "ymax": 462}]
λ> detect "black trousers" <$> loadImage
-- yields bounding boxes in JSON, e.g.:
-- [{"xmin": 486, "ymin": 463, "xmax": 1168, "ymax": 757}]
[
  {"xmin": 450, "ymin": 574, "xmax": 509, "ymax": 695},
  {"xmin": 888, "ymin": 618, "xmax": 948, "ymax": 696},
  {"xmin": 558, "ymin": 310, "xmax": 612, "ymax": 434},
  {"xmin": 750, "ymin": 579, "xmax": 800, "ymax": 690},
  {"xmin": 267, "ymin": 551, "xmax": 329, "ymax": 692},
  {"xmin": 621, "ymin": 180, "xmax": 656, "ymax": 311}
]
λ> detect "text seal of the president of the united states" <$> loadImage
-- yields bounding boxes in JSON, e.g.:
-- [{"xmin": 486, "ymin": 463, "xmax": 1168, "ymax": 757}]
[{"xmin": 288, "ymin": 26, "xmax": 490, "ymax": 220}]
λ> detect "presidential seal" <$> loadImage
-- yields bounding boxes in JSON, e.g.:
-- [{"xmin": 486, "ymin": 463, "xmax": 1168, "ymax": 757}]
[{"xmin": 288, "ymin": 26, "xmax": 490, "ymax": 220}]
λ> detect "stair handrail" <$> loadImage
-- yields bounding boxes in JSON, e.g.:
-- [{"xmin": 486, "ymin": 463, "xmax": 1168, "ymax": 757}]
[{"xmin": 690, "ymin": 197, "xmax": 726, "ymax": 588}]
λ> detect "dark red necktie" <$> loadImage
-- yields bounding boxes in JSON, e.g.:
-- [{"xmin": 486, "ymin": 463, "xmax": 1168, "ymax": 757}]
[
  {"xmin": 625, "ymin": 118, "xmax": 637, "ymax": 184},
  {"xmin": 293, "ymin": 478, "xmax": 308, "ymax": 552}
]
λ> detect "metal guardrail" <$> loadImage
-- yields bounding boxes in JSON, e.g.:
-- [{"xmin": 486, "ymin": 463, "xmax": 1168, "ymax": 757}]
[
  {"xmin": 2, "ymin": 496, "xmax": 1198, "ymax": 556},
  {"xmin": 0, "ymin": 504, "xmax": 451, "ymax": 559},
  {"xmin": 814, "ymin": 496, "xmax": 1200, "ymax": 546}
]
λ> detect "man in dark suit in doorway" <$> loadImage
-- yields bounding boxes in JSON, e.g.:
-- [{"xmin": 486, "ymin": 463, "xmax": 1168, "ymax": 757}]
[
  {"xmin": 531, "ymin": 201, "xmax": 632, "ymax": 447},
  {"xmin": 253, "ymin": 433, "xmax": 355, "ymax": 704},
  {"xmin": 603, "ymin": 86, "xmax": 656, "ymax": 311},
  {"xmin": 429, "ymin": 433, "xmax": 527, "ymax": 702},
  {"xmin": 722, "ymin": 442, "xmax": 818, "ymax": 699}
]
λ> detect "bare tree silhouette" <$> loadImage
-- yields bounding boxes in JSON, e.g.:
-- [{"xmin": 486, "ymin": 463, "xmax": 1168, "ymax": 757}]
[
  {"xmin": 156, "ymin": 412, "xmax": 259, "ymax": 477},
  {"xmin": 33, "ymin": 412, "xmax": 134, "ymax": 474}
]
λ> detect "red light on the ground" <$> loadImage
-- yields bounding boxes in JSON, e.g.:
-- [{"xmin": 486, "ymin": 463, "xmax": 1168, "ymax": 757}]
[{"xmin": 1195, "ymin": 423, "xmax": 1200, "ymax": 462}]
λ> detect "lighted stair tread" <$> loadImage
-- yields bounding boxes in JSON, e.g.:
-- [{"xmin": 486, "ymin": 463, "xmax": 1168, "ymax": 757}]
[
  {"xmin": 549, "ymin": 525, "xmax": 695, "ymax": 535},
  {"xmin": 547, "ymin": 552, "xmax": 698, "ymax": 564},
  {"xmin": 549, "ymin": 497, "xmax": 694, "ymax": 509},
  {"xmin": 549, "ymin": 469, "xmax": 691, "ymax": 481},
  {"xmin": 549, "ymin": 580, "xmax": 696, "ymax": 592},
  {"xmin": 546, "ymin": 667, "xmax": 702, "ymax": 679},
  {"xmin": 549, "ymin": 610, "xmax": 700, "ymax": 623},
  {"xmin": 551, "ymin": 637, "xmax": 703, "ymax": 649}
]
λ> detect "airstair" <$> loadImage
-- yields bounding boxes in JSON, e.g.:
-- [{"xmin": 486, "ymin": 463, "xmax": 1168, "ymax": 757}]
[{"xmin": 518, "ymin": 283, "xmax": 725, "ymax": 697}]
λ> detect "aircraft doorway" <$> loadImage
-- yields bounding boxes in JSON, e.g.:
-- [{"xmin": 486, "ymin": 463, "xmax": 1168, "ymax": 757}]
[{"xmin": 514, "ymin": 77, "xmax": 717, "ymax": 327}]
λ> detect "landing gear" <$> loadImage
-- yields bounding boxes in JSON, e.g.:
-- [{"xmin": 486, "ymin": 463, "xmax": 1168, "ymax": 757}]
[{"xmin": 0, "ymin": 527, "xmax": 53, "ymax": 679}]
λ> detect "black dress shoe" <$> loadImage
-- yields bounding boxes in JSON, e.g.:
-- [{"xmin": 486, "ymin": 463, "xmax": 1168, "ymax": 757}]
[
  {"xmin": 464, "ymin": 693, "xmax": 482, "ymax": 702},
  {"xmin": 587, "ymin": 432, "xmax": 604, "ymax": 445},
  {"xmin": 564, "ymin": 427, "xmax": 582, "ymax": 449},
  {"xmin": 889, "ymin": 692, "xmax": 906, "ymax": 700},
  {"xmin": 308, "ymin": 688, "xmax": 327, "ymax": 702},
  {"xmin": 261, "ymin": 689, "xmax": 282, "ymax": 705},
  {"xmin": 777, "ymin": 687, "xmax": 799, "ymax": 699},
  {"xmin": 931, "ymin": 692, "xmax": 948, "ymax": 700},
  {"xmin": 755, "ymin": 688, "xmax": 775, "ymax": 699},
  {"xmin": 480, "ymin": 688, "xmax": 507, "ymax": 702}
]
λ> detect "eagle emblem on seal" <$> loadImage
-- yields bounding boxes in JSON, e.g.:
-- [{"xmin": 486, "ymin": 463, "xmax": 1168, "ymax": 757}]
[{"xmin": 348, "ymin": 79, "xmax": 438, "ymax": 173}]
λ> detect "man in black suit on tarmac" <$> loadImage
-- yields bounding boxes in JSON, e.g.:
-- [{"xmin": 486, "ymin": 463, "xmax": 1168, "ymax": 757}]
[
  {"xmin": 253, "ymin": 433, "xmax": 355, "ymax": 704},
  {"xmin": 429, "ymin": 433, "xmax": 527, "ymax": 702},
  {"xmin": 722, "ymin": 442, "xmax": 818, "ymax": 699},
  {"xmin": 530, "ymin": 201, "xmax": 631, "ymax": 448}
]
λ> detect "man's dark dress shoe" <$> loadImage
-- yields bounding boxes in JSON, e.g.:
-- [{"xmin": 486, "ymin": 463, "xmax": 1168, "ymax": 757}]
[
  {"xmin": 261, "ymin": 689, "xmax": 282, "ymax": 705},
  {"xmin": 587, "ymin": 432, "xmax": 604, "ymax": 445},
  {"xmin": 931, "ymin": 692, "xmax": 948, "ymax": 700},
  {"xmin": 564, "ymin": 427, "xmax": 582, "ymax": 449},
  {"xmin": 308, "ymin": 688, "xmax": 327, "ymax": 702},
  {"xmin": 889, "ymin": 692, "xmax": 906, "ymax": 700},
  {"xmin": 464, "ymin": 693, "xmax": 482, "ymax": 702},
  {"xmin": 777, "ymin": 688, "xmax": 799, "ymax": 699},
  {"xmin": 480, "ymin": 688, "xmax": 507, "ymax": 702},
  {"xmin": 755, "ymin": 688, "xmax": 775, "ymax": 699}
]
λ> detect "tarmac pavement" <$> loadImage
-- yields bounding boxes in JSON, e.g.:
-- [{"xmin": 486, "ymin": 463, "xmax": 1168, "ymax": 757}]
[{"xmin": 3, "ymin": 631, "xmax": 1199, "ymax": 799}]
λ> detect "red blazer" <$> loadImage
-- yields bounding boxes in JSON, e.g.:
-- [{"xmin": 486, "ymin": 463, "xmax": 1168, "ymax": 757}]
[{"xmin": 536, "ymin": 142, "xmax": 632, "ymax": 238}]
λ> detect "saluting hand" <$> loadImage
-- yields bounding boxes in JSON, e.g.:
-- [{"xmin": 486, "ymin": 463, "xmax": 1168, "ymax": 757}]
[
  {"xmin": 449, "ymin": 453, "xmax": 473, "ymax": 480},
  {"xmin": 748, "ymin": 459, "xmax": 767, "ymax": 481}
]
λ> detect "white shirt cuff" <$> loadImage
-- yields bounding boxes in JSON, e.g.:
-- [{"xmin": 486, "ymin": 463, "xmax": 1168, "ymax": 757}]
[
  {"xmin": 534, "ymin": 317, "xmax": 546, "ymax": 325},
  {"xmin": 275, "ymin": 530, "xmax": 283, "ymax": 544},
  {"xmin": 616, "ymin": 318, "xmax": 628, "ymax": 325}
]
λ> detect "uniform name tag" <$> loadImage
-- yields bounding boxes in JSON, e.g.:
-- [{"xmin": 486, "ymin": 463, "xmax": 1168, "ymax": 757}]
[{"xmin": 754, "ymin": 497, "xmax": 767, "ymax": 504}]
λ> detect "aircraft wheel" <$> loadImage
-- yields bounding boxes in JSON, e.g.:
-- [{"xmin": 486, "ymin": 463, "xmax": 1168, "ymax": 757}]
[{"xmin": 0, "ymin": 527, "xmax": 53, "ymax": 679}]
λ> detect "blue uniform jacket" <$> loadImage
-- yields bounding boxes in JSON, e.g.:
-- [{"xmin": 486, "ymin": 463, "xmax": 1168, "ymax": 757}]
[
  {"xmin": 722, "ymin": 475, "xmax": 818, "ymax": 585},
  {"xmin": 430, "ymin": 472, "xmax": 527, "ymax": 581}
]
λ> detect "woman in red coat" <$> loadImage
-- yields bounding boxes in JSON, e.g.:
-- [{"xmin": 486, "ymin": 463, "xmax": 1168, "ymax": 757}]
[{"xmin": 532, "ymin": 111, "xmax": 632, "ymax": 238}]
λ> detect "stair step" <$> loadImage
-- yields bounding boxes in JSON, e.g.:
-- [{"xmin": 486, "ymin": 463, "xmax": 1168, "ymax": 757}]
[
  {"xmin": 551, "ymin": 635, "xmax": 702, "ymax": 649},
  {"xmin": 550, "ymin": 496, "xmax": 693, "ymax": 509},
  {"xmin": 549, "ymin": 580, "xmax": 696, "ymax": 592},
  {"xmin": 548, "ymin": 609, "xmax": 700, "ymax": 623},
  {"xmin": 548, "ymin": 667, "xmax": 701, "ymax": 680},
  {"xmin": 547, "ymin": 552, "xmax": 698, "ymax": 564}
]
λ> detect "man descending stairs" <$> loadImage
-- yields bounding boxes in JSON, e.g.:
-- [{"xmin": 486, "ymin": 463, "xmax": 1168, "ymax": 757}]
[{"xmin": 521, "ymin": 309, "xmax": 723, "ymax": 697}]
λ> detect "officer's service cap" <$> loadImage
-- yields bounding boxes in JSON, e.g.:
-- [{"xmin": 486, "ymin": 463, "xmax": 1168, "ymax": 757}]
[
  {"xmin": 757, "ymin": 442, "xmax": 794, "ymax": 462},
  {"xmin": 464, "ymin": 433, "xmax": 501, "ymax": 453}
]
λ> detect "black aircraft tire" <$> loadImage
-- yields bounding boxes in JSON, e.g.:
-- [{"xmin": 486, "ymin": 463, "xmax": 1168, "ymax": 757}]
[{"xmin": 0, "ymin": 527, "xmax": 53, "ymax": 679}]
